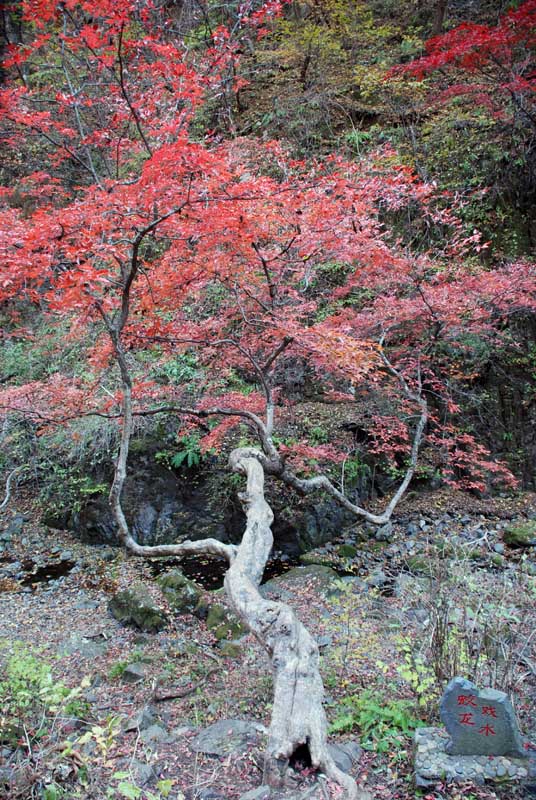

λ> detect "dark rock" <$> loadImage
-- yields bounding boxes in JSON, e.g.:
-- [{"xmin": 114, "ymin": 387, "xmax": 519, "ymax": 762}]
[
  {"xmin": 130, "ymin": 759, "xmax": 161, "ymax": 786},
  {"xmin": 108, "ymin": 584, "xmax": 169, "ymax": 632},
  {"xmin": 191, "ymin": 719, "xmax": 264, "ymax": 756},
  {"xmin": 3, "ymin": 514, "xmax": 24, "ymax": 539},
  {"xmin": 186, "ymin": 789, "xmax": 226, "ymax": 800},
  {"xmin": 123, "ymin": 706, "xmax": 156, "ymax": 732}
]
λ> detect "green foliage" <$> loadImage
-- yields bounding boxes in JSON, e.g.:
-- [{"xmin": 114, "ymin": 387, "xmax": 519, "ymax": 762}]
[
  {"xmin": 108, "ymin": 661, "xmax": 129, "ymax": 680},
  {"xmin": 155, "ymin": 433, "xmax": 206, "ymax": 470},
  {"xmin": 395, "ymin": 637, "xmax": 438, "ymax": 709},
  {"xmin": 307, "ymin": 425, "xmax": 330, "ymax": 445},
  {"xmin": 40, "ymin": 465, "xmax": 108, "ymax": 518},
  {"xmin": 105, "ymin": 773, "xmax": 177, "ymax": 800},
  {"xmin": 343, "ymin": 454, "xmax": 371, "ymax": 484},
  {"xmin": 150, "ymin": 352, "xmax": 199, "ymax": 385},
  {"xmin": 0, "ymin": 642, "xmax": 87, "ymax": 743},
  {"xmin": 329, "ymin": 689, "xmax": 421, "ymax": 752}
]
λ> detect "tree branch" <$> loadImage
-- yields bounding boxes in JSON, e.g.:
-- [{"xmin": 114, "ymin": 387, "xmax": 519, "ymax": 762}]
[{"xmin": 0, "ymin": 466, "xmax": 25, "ymax": 511}]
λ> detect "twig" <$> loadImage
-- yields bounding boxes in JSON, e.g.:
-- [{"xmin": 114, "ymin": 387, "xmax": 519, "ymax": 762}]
[{"xmin": 153, "ymin": 668, "xmax": 218, "ymax": 703}]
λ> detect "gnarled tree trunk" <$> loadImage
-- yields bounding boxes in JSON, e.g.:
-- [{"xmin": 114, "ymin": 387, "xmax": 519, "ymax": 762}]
[{"xmin": 226, "ymin": 448, "xmax": 364, "ymax": 799}]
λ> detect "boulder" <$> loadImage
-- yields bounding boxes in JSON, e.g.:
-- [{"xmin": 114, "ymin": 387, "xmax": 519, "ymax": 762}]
[
  {"xmin": 503, "ymin": 521, "xmax": 536, "ymax": 548},
  {"xmin": 157, "ymin": 569, "xmax": 204, "ymax": 614},
  {"xmin": 108, "ymin": 584, "xmax": 169, "ymax": 631},
  {"xmin": 206, "ymin": 603, "xmax": 246, "ymax": 641}
]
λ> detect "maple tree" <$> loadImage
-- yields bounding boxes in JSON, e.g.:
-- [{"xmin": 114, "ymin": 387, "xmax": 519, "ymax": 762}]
[
  {"xmin": 1, "ymin": 1, "xmax": 536, "ymax": 797},
  {"xmin": 394, "ymin": 0, "xmax": 536, "ymax": 233}
]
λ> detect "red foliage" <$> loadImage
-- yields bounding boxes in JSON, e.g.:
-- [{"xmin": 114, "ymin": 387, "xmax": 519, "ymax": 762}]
[
  {"xmin": 1, "ymin": 0, "xmax": 533, "ymax": 493},
  {"xmin": 395, "ymin": 1, "xmax": 536, "ymax": 119}
]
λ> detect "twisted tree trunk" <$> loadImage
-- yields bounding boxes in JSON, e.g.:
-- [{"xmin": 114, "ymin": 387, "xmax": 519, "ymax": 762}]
[{"xmin": 227, "ymin": 448, "xmax": 364, "ymax": 799}]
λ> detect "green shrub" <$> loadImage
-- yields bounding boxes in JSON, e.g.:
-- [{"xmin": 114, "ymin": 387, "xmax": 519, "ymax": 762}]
[
  {"xmin": 329, "ymin": 689, "xmax": 421, "ymax": 753},
  {"xmin": 0, "ymin": 643, "xmax": 71, "ymax": 742}
]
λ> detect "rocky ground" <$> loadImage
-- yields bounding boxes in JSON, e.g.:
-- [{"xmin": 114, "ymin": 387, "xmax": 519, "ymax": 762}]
[{"xmin": 1, "ymin": 487, "xmax": 536, "ymax": 800}]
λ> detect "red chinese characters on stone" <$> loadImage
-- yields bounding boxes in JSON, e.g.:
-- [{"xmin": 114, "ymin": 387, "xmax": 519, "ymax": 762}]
[
  {"xmin": 457, "ymin": 695, "xmax": 477, "ymax": 707},
  {"xmin": 479, "ymin": 724, "xmax": 496, "ymax": 736},
  {"xmin": 459, "ymin": 712, "xmax": 475, "ymax": 725},
  {"xmin": 482, "ymin": 706, "xmax": 497, "ymax": 717}
]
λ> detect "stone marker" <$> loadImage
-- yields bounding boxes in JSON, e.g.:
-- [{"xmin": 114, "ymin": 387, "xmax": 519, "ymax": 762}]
[{"xmin": 440, "ymin": 677, "xmax": 526, "ymax": 758}]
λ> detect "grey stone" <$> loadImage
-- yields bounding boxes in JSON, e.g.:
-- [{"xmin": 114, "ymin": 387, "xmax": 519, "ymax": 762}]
[
  {"xmin": 366, "ymin": 569, "xmax": 387, "ymax": 588},
  {"xmin": 58, "ymin": 634, "xmax": 108, "ymax": 659},
  {"xmin": 74, "ymin": 597, "xmax": 100, "ymax": 610},
  {"xmin": 414, "ymin": 726, "xmax": 536, "ymax": 787},
  {"xmin": 191, "ymin": 719, "xmax": 263, "ymax": 756},
  {"xmin": 3, "ymin": 514, "xmax": 24, "ymax": 538},
  {"xmin": 130, "ymin": 759, "xmax": 160, "ymax": 786},
  {"xmin": 440, "ymin": 677, "xmax": 527, "ymax": 758},
  {"xmin": 328, "ymin": 740, "xmax": 362, "ymax": 774},
  {"xmin": 493, "ymin": 543, "xmax": 505, "ymax": 555},
  {"xmin": 121, "ymin": 663, "xmax": 147, "ymax": 684},
  {"xmin": 375, "ymin": 522, "xmax": 393, "ymax": 541},
  {"xmin": 239, "ymin": 787, "xmax": 272, "ymax": 800},
  {"xmin": 139, "ymin": 724, "xmax": 175, "ymax": 745}
]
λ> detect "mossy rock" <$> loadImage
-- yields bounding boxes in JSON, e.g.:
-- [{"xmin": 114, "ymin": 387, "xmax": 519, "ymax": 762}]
[
  {"xmin": 299, "ymin": 550, "xmax": 338, "ymax": 568},
  {"xmin": 109, "ymin": 583, "xmax": 169, "ymax": 632},
  {"xmin": 157, "ymin": 569, "xmax": 203, "ymax": 614},
  {"xmin": 504, "ymin": 521, "xmax": 536, "ymax": 548},
  {"xmin": 206, "ymin": 603, "xmax": 246, "ymax": 641},
  {"xmin": 404, "ymin": 555, "xmax": 429, "ymax": 574},
  {"xmin": 277, "ymin": 564, "xmax": 339, "ymax": 588},
  {"xmin": 337, "ymin": 544, "xmax": 357, "ymax": 559}
]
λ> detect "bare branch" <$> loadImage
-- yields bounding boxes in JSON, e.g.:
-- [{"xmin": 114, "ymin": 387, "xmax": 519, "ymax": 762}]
[{"xmin": 0, "ymin": 466, "xmax": 25, "ymax": 511}]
